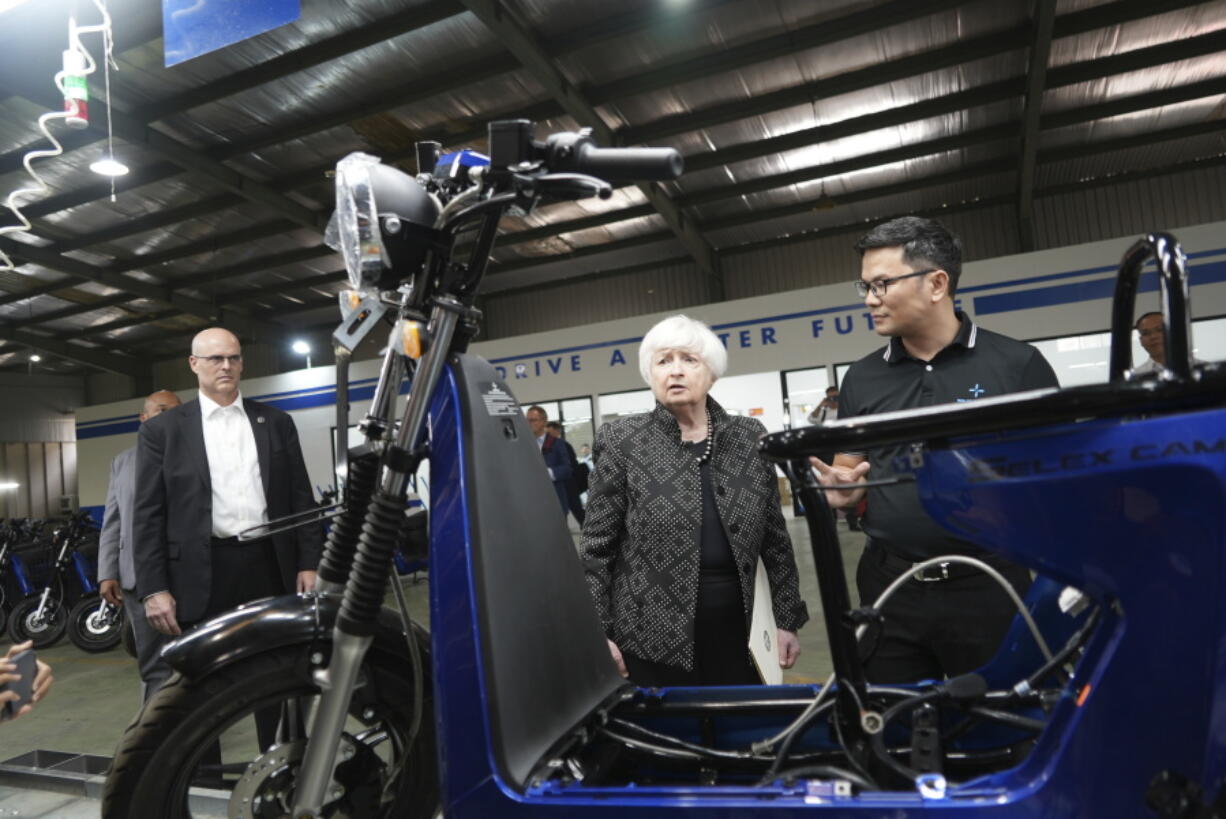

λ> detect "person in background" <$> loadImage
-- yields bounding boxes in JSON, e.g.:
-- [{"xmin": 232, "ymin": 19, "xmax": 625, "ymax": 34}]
[
  {"xmin": 1133, "ymin": 311, "xmax": 1204, "ymax": 375},
  {"xmin": 811, "ymin": 216, "xmax": 1058, "ymax": 684},
  {"xmin": 547, "ymin": 420, "xmax": 586, "ymax": 526},
  {"xmin": 804, "ymin": 386, "xmax": 862, "ymax": 530},
  {"xmin": 526, "ymin": 406, "xmax": 574, "ymax": 520},
  {"xmin": 807, "ymin": 386, "xmax": 840, "ymax": 424},
  {"xmin": 582, "ymin": 314, "xmax": 809, "ymax": 686},
  {"xmin": 0, "ymin": 641, "xmax": 53, "ymax": 721},
  {"xmin": 98, "ymin": 389, "xmax": 182, "ymax": 700},
  {"xmin": 577, "ymin": 443, "xmax": 594, "ymax": 505}
]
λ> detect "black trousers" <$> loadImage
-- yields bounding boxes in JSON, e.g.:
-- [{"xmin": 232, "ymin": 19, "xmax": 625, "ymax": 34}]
[
  {"xmin": 188, "ymin": 537, "xmax": 287, "ymax": 761},
  {"xmin": 855, "ymin": 541, "xmax": 1032, "ymax": 684},
  {"xmin": 624, "ymin": 574, "xmax": 759, "ymax": 687},
  {"xmin": 565, "ymin": 480, "xmax": 586, "ymax": 526}
]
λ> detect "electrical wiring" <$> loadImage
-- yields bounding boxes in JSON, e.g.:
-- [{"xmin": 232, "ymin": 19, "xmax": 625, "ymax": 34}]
[
  {"xmin": 753, "ymin": 552, "xmax": 1055, "ymax": 758},
  {"xmin": 0, "ymin": 0, "xmax": 116, "ymax": 273},
  {"xmin": 565, "ymin": 517, "xmax": 1080, "ymax": 787}
]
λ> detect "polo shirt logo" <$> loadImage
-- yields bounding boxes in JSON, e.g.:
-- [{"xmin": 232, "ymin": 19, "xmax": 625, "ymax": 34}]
[{"xmin": 968, "ymin": 384, "xmax": 986, "ymax": 398}]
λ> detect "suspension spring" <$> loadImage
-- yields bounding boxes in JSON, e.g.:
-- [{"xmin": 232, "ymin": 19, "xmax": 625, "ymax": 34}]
[
  {"xmin": 317, "ymin": 452, "xmax": 380, "ymax": 587},
  {"xmin": 338, "ymin": 488, "xmax": 407, "ymax": 636}
]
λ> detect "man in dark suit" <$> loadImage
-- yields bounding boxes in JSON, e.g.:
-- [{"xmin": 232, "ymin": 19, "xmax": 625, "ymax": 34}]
[
  {"xmin": 546, "ymin": 421, "xmax": 586, "ymax": 526},
  {"xmin": 132, "ymin": 327, "xmax": 322, "ymax": 653},
  {"xmin": 525, "ymin": 405, "xmax": 573, "ymax": 519},
  {"xmin": 97, "ymin": 389, "xmax": 182, "ymax": 700}
]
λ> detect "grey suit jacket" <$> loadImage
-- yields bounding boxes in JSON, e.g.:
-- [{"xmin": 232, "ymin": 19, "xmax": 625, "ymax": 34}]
[{"xmin": 98, "ymin": 445, "xmax": 137, "ymax": 589}]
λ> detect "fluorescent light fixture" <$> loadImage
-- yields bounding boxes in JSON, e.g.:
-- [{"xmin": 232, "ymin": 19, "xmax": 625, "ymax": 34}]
[
  {"xmin": 291, "ymin": 340, "xmax": 311, "ymax": 355},
  {"xmin": 90, "ymin": 157, "xmax": 130, "ymax": 177},
  {"xmin": 0, "ymin": 482, "xmax": 19, "ymax": 491}
]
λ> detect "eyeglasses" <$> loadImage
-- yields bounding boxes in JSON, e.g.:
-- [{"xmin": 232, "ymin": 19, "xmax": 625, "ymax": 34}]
[
  {"xmin": 194, "ymin": 354, "xmax": 243, "ymax": 367},
  {"xmin": 854, "ymin": 268, "xmax": 938, "ymax": 299}
]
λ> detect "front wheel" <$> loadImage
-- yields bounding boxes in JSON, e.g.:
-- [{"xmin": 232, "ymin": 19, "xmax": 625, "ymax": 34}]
[
  {"xmin": 102, "ymin": 638, "xmax": 438, "ymax": 818},
  {"xmin": 7, "ymin": 595, "xmax": 67, "ymax": 648},
  {"xmin": 67, "ymin": 595, "xmax": 124, "ymax": 652}
]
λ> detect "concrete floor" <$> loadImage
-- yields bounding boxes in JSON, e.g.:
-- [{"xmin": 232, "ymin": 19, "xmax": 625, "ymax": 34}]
[{"xmin": 0, "ymin": 513, "xmax": 863, "ymax": 807}]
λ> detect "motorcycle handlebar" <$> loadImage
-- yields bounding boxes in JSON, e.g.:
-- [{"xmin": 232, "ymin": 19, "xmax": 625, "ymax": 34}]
[{"xmin": 543, "ymin": 132, "xmax": 682, "ymax": 181}]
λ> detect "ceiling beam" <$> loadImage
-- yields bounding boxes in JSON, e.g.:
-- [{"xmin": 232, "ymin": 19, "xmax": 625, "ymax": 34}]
[
  {"xmin": 1017, "ymin": 0, "xmax": 1058, "ymax": 252},
  {"xmin": 0, "ymin": 219, "xmax": 304, "ymax": 308},
  {"xmin": 0, "ymin": 0, "xmax": 1214, "ymax": 344},
  {"xmin": 3, "ymin": 0, "xmax": 1197, "ymax": 243},
  {"xmin": 587, "ymin": 0, "xmax": 970, "ymax": 108},
  {"xmin": 0, "ymin": 327, "xmax": 146, "ymax": 377},
  {"xmin": 180, "ymin": 148, "xmax": 1226, "ymax": 328},
  {"xmin": 458, "ymin": 0, "xmax": 724, "ymax": 299},
  {"xmin": 9, "ymin": 109, "xmax": 1220, "ymax": 348},
  {"xmin": 0, "ymin": 237, "xmax": 281, "ymax": 341},
  {"xmin": 0, "ymin": 1, "xmax": 462, "ymax": 177},
  {"xmin": 0, "ymin": 243, "xmax": 335, "ymax": 331}
]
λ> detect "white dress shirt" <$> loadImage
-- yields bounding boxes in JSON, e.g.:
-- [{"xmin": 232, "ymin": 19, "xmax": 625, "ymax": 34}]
[
  {"xmin": 1134, "ymin": 356, "xmax": 1205, "ymax": 376},
  {"xmin": 199, "ymin": 391, "xmax": 268, "ymax": 538}
]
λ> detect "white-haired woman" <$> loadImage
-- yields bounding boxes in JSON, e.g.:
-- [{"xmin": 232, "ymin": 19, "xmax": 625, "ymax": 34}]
[{"xmin": 581, "ymin": 315, "xmax": 809, "ymax": 686}]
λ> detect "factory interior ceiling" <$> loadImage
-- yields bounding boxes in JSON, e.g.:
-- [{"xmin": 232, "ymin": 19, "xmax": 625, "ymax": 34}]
[{"xmin": 0, "ymin": 0, "xmax": 1222, "ymax": 376}]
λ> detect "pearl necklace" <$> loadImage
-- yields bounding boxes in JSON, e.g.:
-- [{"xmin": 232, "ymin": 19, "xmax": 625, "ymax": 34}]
[{"xmin": 693, "ymin": 414, "xmax": 714, "ymax": 465}]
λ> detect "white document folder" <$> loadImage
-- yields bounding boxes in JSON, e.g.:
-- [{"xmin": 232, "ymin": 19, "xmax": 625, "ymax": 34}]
[{"xmin": 748, "ymin": 559, "xmax": 781, "ymax": 685}]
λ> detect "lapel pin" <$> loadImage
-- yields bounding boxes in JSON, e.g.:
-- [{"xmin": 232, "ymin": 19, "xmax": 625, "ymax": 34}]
[{"xmin": 257, "ymin": 416, "xmax": 266, "ymax": 423}]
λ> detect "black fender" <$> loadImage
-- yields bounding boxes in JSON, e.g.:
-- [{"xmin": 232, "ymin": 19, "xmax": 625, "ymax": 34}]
[{"xmin": 161, "ymin": 592, "xmax": 429, "ymax": 681}]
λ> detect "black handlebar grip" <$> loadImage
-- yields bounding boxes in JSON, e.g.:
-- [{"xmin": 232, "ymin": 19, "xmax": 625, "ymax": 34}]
[
  {"xmin": 573, "ymin": 143, "xmax": 684, "ymax": 182},
  {"xmin": 544, "ymin": 132, "xmax": 683, "ymax": 181}
]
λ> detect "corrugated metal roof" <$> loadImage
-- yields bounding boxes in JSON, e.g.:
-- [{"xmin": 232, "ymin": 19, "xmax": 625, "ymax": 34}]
[{"xmin": 0, "ymin": 0, "xmax": 1222, "ymax": 371}]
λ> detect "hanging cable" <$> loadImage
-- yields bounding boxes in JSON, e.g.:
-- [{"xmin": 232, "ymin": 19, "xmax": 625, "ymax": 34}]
[{"xmin": 0, "ymin": 0, "xmax": 117, "ymax": 272}]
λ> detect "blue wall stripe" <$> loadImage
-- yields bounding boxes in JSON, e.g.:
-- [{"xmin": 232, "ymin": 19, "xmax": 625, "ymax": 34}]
[{"xmin": 974, "ymin": 260, "xmax": 1226, "ymax": 316}]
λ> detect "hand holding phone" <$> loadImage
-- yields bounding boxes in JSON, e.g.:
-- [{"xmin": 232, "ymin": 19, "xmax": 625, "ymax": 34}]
[{"xmin": 0, "ymin": 644, "xmax": 40, "ymax": 721}]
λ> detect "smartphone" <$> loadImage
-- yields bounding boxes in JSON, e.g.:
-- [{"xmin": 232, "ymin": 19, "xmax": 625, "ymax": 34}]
[{"xmin": 1, "ymin": 650, "xmax": 38, "ymax": 721}]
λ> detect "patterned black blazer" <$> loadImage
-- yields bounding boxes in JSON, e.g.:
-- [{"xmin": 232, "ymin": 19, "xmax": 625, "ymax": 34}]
[{"xmin": 581, "ymin": 397, "xmax": 809, "ymax": 671}]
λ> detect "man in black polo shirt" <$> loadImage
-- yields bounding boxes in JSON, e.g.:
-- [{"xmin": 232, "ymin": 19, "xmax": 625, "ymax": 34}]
[{"xmin": 813, "ymin": 216, "xmax": 1058, "ymax": 683}]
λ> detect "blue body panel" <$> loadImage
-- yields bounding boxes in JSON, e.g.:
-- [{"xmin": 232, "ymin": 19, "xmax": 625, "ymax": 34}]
[
  {"xmin": 426, "ymin": 352, "xmax": 1225, "ymax": 815},
  {"xmin": 9, "ymin": 552, "xmax": 33, "ymax": 596}
]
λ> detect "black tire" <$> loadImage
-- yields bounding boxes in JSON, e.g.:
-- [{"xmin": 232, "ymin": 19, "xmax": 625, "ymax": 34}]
[
  {"xmin": 7, "ymin": 595, "xmax": 67, "ymax": 648},
  {"xmin": 121, "ymin": 616, "xmax": 138, "ymax": 659},
  {"xmin": 67, "ymin": 595, "xmax": 124, "ymax": 652},
  {"xmin": 103, "ymin": 636, "xmax": 438, "ymax": 818}
]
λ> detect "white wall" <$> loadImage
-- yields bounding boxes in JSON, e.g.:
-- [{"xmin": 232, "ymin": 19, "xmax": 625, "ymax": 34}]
[{"xmin": 75, "ymin": 220, "xmax": 1226, "ymax": 508}]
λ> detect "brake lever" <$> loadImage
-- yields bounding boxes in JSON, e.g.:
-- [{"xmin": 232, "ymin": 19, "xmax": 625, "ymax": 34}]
[{"xmin": 514, "ymin": 172, "xmax": 612, "ymax": 203}]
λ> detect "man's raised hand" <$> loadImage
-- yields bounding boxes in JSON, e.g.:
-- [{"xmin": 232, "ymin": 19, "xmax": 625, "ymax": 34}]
[{"xmin": 808, "ymin": 456, "xmax": 870, "ymax": 508}]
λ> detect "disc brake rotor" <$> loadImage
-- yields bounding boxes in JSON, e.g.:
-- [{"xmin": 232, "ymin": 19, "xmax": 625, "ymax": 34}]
[
  {"xmin": 227, "ymin": 733, "xmax": 386, "ymax": 819},
  {"xmin": 85, "ymin": 609, "xmax": 115, "ymax": 635},
  {"xmin": 228, "ymin": 740, "xmax": 305, "ymax": 819}
]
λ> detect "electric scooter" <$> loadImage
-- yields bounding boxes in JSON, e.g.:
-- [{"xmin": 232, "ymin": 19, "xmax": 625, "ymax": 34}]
[{"xmin": 102, "ymin": 121, "xmax": 1226, "ymax": 818}]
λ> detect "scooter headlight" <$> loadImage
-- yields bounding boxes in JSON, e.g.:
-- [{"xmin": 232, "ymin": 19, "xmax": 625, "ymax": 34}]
[{"xmin": 326, "ymin": 152, "xmax": 386, "ymax": 291}]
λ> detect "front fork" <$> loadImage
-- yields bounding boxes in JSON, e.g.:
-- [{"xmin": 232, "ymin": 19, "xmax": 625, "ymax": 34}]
[
  {"xmin": 291, "ymin": 299, "xmax": 462, "ymax": 817},
  {"xmin": 32, "ymin": 541, "xmax": 72, "ymax": 623}
]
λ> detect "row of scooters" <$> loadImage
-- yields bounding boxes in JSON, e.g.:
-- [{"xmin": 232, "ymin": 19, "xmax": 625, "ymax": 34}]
[{"xmin": 0, "ymin": 512, "xmax": 126, "ymax": 652}]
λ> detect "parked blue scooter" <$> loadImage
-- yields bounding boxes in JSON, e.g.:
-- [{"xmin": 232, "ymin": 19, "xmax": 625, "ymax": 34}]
[
  {"xmin": 0, "ymin": 518, "xmax": 41, "ymax": 638},
  {"xmin": 7, "ymin": 510, "xmax": 124, "ymax": 651}
]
